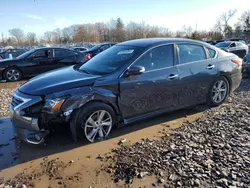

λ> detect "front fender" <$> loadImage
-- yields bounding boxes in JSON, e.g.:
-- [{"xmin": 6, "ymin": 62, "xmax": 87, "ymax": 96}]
[{"xmin": 61, "ymin": 87, "xmax": 119, "ymax": 115}]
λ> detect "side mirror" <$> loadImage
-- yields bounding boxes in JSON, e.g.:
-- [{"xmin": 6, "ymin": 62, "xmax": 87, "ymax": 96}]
[{"xmin": 126, "ymin": 65, "xmax": 145, "ymax": 76}]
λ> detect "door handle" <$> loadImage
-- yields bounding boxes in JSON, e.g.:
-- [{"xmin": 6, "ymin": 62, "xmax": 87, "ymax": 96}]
[
  {"xmin": 168, "ymin": 74, "xmax": 179, "ymax": 80},
  {"xmin": 207, "ymin": 65, "xmax": 215, "ymax": 69}
]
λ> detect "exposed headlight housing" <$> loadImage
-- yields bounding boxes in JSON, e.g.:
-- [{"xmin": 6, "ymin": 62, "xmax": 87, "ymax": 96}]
[{"xmin": 44, "ymin": 97, "xmax": 67, "ymax": 113}]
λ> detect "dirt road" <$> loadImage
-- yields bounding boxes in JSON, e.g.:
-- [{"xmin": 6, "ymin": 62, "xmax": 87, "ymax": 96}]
[{"xmin": 0, "ymin": 106, "xmax": 203, "ymax": 187}]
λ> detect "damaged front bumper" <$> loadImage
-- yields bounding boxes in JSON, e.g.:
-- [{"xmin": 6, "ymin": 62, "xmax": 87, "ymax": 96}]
[{"xmin": 10, "ymin": 90, "xmax": 49, "ymax": 145}]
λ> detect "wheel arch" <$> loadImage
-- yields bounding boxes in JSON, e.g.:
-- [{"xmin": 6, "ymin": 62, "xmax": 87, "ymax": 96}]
[{"xmin": 3, "ymin": 66, "xmax": 23, "ymax": 80}]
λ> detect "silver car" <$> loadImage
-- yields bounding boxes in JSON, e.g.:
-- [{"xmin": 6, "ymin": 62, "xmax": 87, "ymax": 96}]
[{"xmin": 215, "ymin": 41, "xmax": 249, "ymax": 58}]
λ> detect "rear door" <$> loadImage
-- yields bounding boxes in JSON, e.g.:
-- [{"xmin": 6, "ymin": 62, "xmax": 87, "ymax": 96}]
[
  {"xmin": 176, "ymin": 43, "xmax": 218, "ymax": 107},
  {"xmin": 119, "ymin": 44, "xmax": 180, "ymax": 119}
]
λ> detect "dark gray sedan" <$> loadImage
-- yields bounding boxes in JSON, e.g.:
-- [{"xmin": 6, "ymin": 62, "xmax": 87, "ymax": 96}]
[{"xmin": 11, "ymin": 38, "xmax": 242, "ymax": 144}]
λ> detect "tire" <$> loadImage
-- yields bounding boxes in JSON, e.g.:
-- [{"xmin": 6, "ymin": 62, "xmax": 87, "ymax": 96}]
[
  {"xmin": 75, "ymin": 102, "xmax": 116, "ymax": 143},
  {"xmin": 3, "ymin": 67, "xmax": 22, "ymax": 82},
  {"xmin": 206, "ymin": 76, "xmax": 230, "ymax": 106}
]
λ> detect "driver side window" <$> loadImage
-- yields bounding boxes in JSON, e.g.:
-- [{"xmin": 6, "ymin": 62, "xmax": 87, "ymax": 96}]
[{"xmin": 134, "ymin": 45, "xmax": 174, "ymax": 71}]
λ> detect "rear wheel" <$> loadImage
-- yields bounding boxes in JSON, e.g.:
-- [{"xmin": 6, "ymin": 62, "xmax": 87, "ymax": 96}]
[
  {"xmin": 207, "ymin": 77, "xmax": 229, "ymax": 106},
  {"xmin": 76, "ymin": 102, "xmax": 115, "ymax": 143},
  {"xmin": 3, "ymin": 67, "xmax": 22, "ymax": 82}
]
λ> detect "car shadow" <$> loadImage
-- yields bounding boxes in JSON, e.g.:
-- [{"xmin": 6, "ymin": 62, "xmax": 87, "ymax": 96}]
[{"xmin": 0, "ymin": 104, "xmax": 209, "ymax": 171}]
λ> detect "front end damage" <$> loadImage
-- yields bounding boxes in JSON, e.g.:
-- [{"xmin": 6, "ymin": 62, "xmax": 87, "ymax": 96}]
[
  {"xmin": 10, "ymin": 87, "xmax": 119, "ymax": 145},
  {"xmin": 10, "ymin": 89, "xmax": 74, "ymax": 145}
]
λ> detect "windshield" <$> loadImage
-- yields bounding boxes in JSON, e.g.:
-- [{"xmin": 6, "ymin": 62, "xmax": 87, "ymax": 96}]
[
  {"xmin": 215, "ymin": 42, "xmax": 230, "ymax": 47},
  {"xmin": 79, "ymin": 45, "xmax": 144, "ymax": 75},
  {"xmin": 16, "ymin": 49, "xmax": 36, "ymax": 59}
]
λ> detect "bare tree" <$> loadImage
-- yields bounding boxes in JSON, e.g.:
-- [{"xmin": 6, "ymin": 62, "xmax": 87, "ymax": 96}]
[
  {"xmin": 54, "ymin": 28, "xmax": 61, "ymax": 44},
  {"xmin": 8, "ymin": 28, "xmax": 25, "ymax": 44},
  {"xmin": 182, "ymin": 25, "xmax": 193, "ymax": 38},
  {"xmin": 44, "ymin": 31, "xmax": 53, "ymax": 44},
  {"xmin": 215, "ymin": 9, "xmax": 237, "ymax": 37},
  {"xmin": 26, "ymin": 32, "xmax": 36, "ymax": 46}
]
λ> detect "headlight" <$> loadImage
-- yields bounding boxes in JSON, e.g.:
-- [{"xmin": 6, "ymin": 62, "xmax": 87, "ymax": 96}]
[{"xmin": 44, "ymin": 97, "xmax": 66, "ymax": 113}]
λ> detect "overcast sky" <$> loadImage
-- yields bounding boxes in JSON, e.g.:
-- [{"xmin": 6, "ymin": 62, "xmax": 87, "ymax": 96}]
[{"xmin": 0, "ymin": 0, "xmax": 249, "ymax": 36}]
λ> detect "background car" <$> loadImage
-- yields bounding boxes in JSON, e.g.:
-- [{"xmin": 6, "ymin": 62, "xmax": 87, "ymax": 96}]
[
  {"xmin": 81, "ymin": 42, "xmax": 116, "ymax": 61},
  {"xmin": 0, "ymin": 47, "xmax": 85, "ymax": 82},
  {"xmin": 230, "ymin": 38, "xmax": 248, "ymax": 44},
  {"xmin": 71, "ymin": 47, "xmax": 88, "ymax": 52},
  {"xmin": 206, "ymin": 40, "xmax": 216, "ymax": 45},
  {"xmin": 242, "ymin": 52, "xmax": 250, "ymax": 75},
  {"xmin": 0, "ymin": 48, "xmax": 27, "ymax": 59},
  {"xmin": 215, "ymin": 41, "xmax": 248, "ymax": 58},
  {"xmin": 10, "ymin": 38, "xmax": 242, "ymax": 144}
]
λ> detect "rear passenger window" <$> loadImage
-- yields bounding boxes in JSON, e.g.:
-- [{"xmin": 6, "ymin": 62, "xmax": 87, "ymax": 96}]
[
  {"xmin": 207, "ymin": 48, "xmax": 216, "ymax": 58},
  {"xmin": 134, "ymin": 45, "xmax": 174, "ymax": 71},
  {"xmin": 178, "ymin": 44, "xmax": 206, "ymax": 64}
]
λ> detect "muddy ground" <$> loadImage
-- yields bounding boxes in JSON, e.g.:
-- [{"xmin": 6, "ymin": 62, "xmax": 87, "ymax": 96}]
[{"xmin": 0, "ymin": 78, "xmax": 249, "ymax": 188}]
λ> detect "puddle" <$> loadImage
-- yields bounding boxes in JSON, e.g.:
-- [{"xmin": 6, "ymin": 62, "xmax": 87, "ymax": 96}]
[{"xmin": 0, "ymin": 118, "xmax": 19, "ymax": 170}]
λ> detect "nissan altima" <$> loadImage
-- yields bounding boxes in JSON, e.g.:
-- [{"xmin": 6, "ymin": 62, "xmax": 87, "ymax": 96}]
[{"xmin": 10, "ymin": 38, "xmax": 242, "ymax": 144}]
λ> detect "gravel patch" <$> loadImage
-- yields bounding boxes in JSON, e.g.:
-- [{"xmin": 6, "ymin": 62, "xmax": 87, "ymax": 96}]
[
  {"xmin": 0, "ymin": 157, "xmax": 78, "ymax": 188},
  {"xmin": 0, "ymin": 88, "xmax": 16, "ymax": 117},
  {"xmin": 0, "ymin": 82, "xmax": 25, "ymax": 118},
  {"xmin": 102, "ymin": 78, "xmax": 250, "ymax": 187}
]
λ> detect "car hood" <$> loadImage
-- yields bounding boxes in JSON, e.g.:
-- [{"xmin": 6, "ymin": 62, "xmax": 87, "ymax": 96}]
[{"xmin": 19, "ymin": 66, "xmax": 101, "ymax": 95}]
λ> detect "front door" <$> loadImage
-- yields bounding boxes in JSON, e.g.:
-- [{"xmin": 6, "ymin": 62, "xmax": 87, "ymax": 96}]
[{"xmin": 119, "ymin": 44, "xmax": 180, "ymax": 119}]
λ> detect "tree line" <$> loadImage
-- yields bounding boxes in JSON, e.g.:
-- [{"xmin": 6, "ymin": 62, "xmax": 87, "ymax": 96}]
[{"xmin": 1, "ymin": 9, "xmax": 250, "ymax": 47}]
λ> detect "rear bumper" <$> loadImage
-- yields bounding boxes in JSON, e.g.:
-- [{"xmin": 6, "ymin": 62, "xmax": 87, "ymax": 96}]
[{"xmin": 230, "ymin": 70, "xmax": 242, "ymax": 92}]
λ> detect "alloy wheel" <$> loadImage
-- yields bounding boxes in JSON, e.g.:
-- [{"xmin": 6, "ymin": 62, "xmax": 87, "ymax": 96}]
[
  {"xmin": 6, "ymin": 69, "xmax": 20, "ymax": 81},
  {"xmin": 83, "ymin": 110, "xmax": 112, "ymax": 142},
  {"xmin": 212, "ymin": 80, "xmax": 228, "ymax": 104}
]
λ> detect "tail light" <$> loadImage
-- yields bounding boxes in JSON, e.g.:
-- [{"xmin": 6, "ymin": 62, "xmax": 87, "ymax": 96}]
[
  {"xmin": 85, "ymin": 53, "xmax": 92, "ymax": 60},
  {"xmin": 231, "ymin": 58, "xmax": 242, "ymax": 67}
]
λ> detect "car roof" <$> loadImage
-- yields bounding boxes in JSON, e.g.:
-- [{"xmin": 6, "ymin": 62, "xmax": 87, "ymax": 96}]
[{"xmin": 117, "ymin": 38, "xmax": 209, "ymax": 48}]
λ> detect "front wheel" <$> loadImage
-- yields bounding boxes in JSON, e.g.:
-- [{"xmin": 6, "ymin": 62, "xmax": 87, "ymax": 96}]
[
  {"xmin": 207, "ymin": 77, "xmax": 229, "ymax": 106},
  {"xmin": 76, "ymin": 102, "xmax": 115, "ymax": 143}
]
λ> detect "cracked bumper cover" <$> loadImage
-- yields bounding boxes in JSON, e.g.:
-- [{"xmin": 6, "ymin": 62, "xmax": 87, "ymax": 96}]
[{"xmin": 10, "ymin": 90, "xmax": 48, "ymax": 145}]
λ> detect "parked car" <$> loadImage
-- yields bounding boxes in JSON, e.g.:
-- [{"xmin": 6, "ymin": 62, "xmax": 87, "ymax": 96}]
[
  {"xmin": 71, "ymin": 47, "xmax": 88, "ymax": 52},
  {"xmin": 215, "ymin": 41, "xmax": 248, "ymax": 58},
  {"xmin": 230, "ymin": 38, "xmax": 247, "ymax": 45},
  {"xmin": 242, "ymin": 52, "xmax": 250, "ymax": 75},
  {"xmin": 206, "ymin": 40, "xmax": 216, "ymax": 45},
  {"xmin": 0, "ymin": 48, "xmax": 27, "ymax": 59},
  {"xmin": 0, "ymin": 47, "xmax": 85, "ymax": 82},
  {"xmin": 10, "ymin": 38, "xmax": 242, "ymax": 145},
  {"xmin": 215, "ymin": 40, "xmax": 225, "ymax": 45},
  {"xmin": 81, "ymin": 42, "xmax": 116, "ymax": 61}
]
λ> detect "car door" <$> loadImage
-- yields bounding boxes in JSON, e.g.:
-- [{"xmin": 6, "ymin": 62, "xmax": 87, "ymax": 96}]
[
  {"xmin": 176, "ymin": 43, "xmax": 218, "ymax": 107},
  {"xmin": 119, "ymin": 44, "xmax": 180, "ymax": 119},
  {"xmin": 228, "ymin": 42, "xmax": 238, "ymax": 54},
  {"xmin": 22, "ymin": 49, "xmax": 54, "ymax": 75},
  {"xmin": 53, "ymin": 49, "xmax": 78, "ymax": 69}
]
